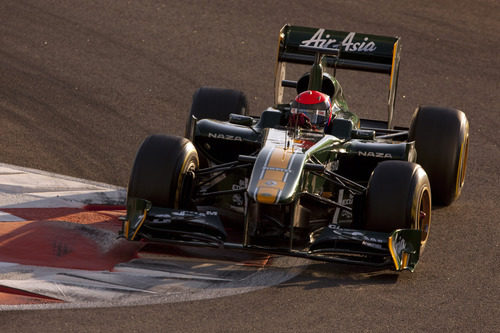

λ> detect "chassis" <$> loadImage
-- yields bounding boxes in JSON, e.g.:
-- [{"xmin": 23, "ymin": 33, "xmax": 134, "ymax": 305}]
[{"xmin": 121, "ymin": 25, "xmax": 469, "ymax": 272}]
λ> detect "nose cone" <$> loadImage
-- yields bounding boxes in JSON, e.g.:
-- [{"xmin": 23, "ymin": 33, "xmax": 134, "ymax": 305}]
[{"xmin": 247, "ymin": 145, "xmax": 305, "ymax": 205}]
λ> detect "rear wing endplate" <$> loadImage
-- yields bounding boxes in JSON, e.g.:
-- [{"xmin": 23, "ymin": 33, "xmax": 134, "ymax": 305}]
[{"xmin": 275, "ymin": 25, "xmax": 401, "ymax": 128}]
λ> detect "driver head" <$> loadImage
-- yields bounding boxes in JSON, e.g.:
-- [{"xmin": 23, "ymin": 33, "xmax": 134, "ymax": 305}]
[{"xmin": 290, "ymin": 90, "xmax": 332, "ymax": 130}]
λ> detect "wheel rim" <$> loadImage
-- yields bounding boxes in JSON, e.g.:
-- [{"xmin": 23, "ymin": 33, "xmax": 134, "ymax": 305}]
[
  {"xmin": 174, "ymin": 158, "xmax": 197, "ymax": 209},
  {"xmin": 418, "ymin": 187, "xmax": 432, "ymax": 245},
  {"xmin": 179, "ymin": 160, "xmax": 197, "ymax": 209},
  {"xmin": 458, "ymin": 132, "xmax": 469, "ymax": 190}
]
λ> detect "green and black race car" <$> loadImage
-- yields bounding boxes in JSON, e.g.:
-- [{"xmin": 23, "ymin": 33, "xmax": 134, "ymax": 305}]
[{"xmin": 120, "ymin": 25, "xmax": 469, "ymax": 272}]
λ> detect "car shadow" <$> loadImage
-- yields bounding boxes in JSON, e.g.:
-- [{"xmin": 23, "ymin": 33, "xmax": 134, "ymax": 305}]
[{"xmin": 275, "ymin": 261, "xmax": 401, "ymax": 290}]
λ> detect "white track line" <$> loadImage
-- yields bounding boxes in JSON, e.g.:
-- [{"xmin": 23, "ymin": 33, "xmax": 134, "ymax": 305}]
[
  {"xmin": 0, "ymin": 163, "xmax": 308, "ymax": 310},
  {"xmin": 0, "ymin": 162, "xmax": 125, "ymax": 209}
]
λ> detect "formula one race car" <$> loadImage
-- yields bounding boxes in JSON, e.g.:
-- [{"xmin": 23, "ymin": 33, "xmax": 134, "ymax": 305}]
[{"xmin": 120, "ymin": 25, "xmax": 469, "ymax": 272}]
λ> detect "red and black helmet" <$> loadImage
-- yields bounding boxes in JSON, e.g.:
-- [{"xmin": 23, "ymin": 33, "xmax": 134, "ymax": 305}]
[{"xmin": 290, "ymin": 90, "xmax": 332, "ymax": 130}]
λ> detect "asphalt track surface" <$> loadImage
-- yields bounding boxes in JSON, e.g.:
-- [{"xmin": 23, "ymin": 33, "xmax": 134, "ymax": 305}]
[{"xmin": 0, "ymin": 0, "xmax": 498, "ymax": 332}]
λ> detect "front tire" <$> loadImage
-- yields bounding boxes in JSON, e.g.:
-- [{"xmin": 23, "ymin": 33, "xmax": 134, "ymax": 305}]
[
  {"xmin": 127, "ymin": 135, "xmax": 198, "ymax": 209},
  {"xmin": 364, "ymin": 161, "xmax": 431, "ymax": 244},
  {"xmin": 408, "ymin": 106, "xmax": 469, "ymax": 206}
]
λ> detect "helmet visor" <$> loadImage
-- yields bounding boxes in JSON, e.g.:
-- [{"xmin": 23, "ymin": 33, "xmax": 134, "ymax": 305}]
[{"xmin": 291, "ymin": 107, "xmax": 328, "ymax": 127}]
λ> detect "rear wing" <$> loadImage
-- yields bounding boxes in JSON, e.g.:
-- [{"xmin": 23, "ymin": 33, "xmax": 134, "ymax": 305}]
[{"xmin": 275, "ymin": 25, "xmax": 401, "ymax": 128}]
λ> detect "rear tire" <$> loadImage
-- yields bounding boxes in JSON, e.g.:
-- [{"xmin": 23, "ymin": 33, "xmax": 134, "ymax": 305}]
[
  {"xmin": 364, "ymin": 161, "xmax": 431, "ymax": 244},
  {"xmin": 408, "ymin": 106, "xmax": 469, "ymax": 205},
  {"xmin": 185, "ymin": 87, "xmax": 248, "ymax": 139},
  {"xmin": 127, "ymin": 135, "xmax": 198, "ymax": 208}
]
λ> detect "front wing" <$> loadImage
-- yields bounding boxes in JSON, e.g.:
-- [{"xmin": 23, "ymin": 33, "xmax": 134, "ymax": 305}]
[{"xmin": 121, "ymin": 198, "xmax": 422, "ymax": 272}]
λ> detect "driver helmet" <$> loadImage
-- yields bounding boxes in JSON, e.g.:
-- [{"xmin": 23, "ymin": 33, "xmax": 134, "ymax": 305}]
[{"xmin": 289, "ymin": 90, "xmax": 332, "ymax": 130}]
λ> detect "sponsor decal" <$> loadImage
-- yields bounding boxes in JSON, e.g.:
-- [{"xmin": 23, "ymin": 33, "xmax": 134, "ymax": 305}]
[
  {"xmin": 150, "ymin": 210, "xmax": 218, "ymax": 223},
  {"xmin": 208, "ymin": 133, "xmax": 242, "ymax": 141},
  {"xmin": 358, "ymin": 151, "xmax": 392, "ymax": 158},
  {"xmin": 301, "ymin": 29, "xmax": 377, "ymax": 52},
  {"xmin": 342, "ymin": 197, "xmax": 353, "ymax": 206},
  {"xmin": 332, "ymin": 189, "xmax": 353, "ymax": 224},
  {"xmin": 328, "ymin": 224, "xmax": 385, "ymax": 244},
  {"xmin": 263, "ymin": 166, "xmax": 292, "ymax": 173},
  {"xmin": 231, "ymin": 179, "xmax": 247, "ymax": 206},
  {"xmin": 362, "ymin": 241, "xmax": 384, "ymax": 249}
]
